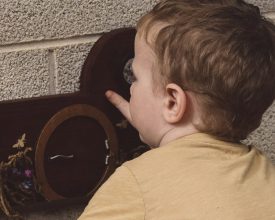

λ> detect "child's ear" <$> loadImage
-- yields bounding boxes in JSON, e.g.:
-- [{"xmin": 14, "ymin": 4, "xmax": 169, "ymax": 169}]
[{"xmin": 163, "ymin": 83, "xmax": 186, "ymax": 124}]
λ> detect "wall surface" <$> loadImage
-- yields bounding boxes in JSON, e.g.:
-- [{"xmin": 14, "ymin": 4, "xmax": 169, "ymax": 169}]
[
  {"xmin": 0, "ymin": 0, "xmax": 157, "ymax": 98},
  {"xmin": 0, "ymin": 0, "xmax": 275, "ymax": 219}
]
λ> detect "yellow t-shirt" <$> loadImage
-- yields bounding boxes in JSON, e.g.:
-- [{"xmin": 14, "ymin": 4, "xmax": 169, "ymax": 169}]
[{"xmin": 78, "ymin": 133, "xmax": 275, "ymax": 220}]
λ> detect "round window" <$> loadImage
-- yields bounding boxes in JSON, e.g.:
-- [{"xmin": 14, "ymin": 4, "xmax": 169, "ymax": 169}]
[{"xmin": 35, "ymin": 104, "xmax": 118, "ymax": 200}]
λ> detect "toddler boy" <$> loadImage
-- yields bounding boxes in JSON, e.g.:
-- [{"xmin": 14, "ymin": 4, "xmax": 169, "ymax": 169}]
[{"xmin": 79, "ymin": 0, "xmax": 275, "ymax": 219}]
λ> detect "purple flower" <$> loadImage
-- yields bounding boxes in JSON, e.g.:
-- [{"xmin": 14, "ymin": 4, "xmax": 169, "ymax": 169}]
[{"xmin": 24, "ymin": 169, "xmax": 32, "ymax": 178}]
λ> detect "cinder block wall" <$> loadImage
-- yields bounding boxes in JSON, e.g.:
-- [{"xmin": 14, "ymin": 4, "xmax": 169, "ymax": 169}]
[
  {"xmin": 0, "ymin": 0, "xmax": 158, "ymax": 97},
  {"xmin": 0, "ymin": 0, "xmax": 274, "ymax": 163}
]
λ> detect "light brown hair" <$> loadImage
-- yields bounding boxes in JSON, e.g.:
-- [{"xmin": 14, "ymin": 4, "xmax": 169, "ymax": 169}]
[{"xmin": 137, "ymin": 0, "xmax": 275, "ymax": 141}]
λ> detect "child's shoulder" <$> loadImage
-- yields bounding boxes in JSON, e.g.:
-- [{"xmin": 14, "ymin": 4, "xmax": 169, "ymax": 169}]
[{"xmin": 122, "ymin": 133, "xmax": 202, "ymax": 175}]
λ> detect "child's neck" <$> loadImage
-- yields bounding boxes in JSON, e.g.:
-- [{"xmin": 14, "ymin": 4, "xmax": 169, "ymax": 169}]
[{"xmin": 158, "ymin": 124, "xmax": 199, "ymax": 147}]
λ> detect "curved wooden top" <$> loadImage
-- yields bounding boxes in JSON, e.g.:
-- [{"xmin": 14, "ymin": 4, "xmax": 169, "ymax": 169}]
[{"xmin": 80, "ymin": 28, "xmax": 136, "ymax": 99}]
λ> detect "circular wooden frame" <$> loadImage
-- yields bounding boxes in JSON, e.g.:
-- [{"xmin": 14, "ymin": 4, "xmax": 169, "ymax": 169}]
[{"xmin": 35, "ymin": 104, "xmax": 118, "ymax": 201}]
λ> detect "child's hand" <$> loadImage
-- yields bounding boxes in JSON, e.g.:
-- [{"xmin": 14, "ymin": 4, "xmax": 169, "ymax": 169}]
[{"xmin": 105, "ymin": 90, "xmax": 133, "ymax": 126}]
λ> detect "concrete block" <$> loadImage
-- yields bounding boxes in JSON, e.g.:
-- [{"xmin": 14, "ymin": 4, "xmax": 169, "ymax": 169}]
[
  {"xmin": 0, "ymin": 0, "xmax": 157, "ymax": 45},
  {"xmin": 0, "ymin": 50, "xmax": 50, "ymax": 101},
  {"xmin": 247, "ymin": 0, "xmax": 275, "ymax": 12},
  {"xmin": 244, "ymin": 102, "xmax": 275, "ymax": 163},
  {"xmin": 55, "ymin": 42, "xmax": 94, "ymax": 94}
]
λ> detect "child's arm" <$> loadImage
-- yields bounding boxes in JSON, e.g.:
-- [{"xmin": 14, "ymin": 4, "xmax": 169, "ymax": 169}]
[{"xmin": 78, "ymin": 165, "xmax": 145, "ymax": 220}]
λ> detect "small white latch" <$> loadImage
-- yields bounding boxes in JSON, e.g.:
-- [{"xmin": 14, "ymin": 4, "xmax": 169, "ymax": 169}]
[
  {"xmin": 105, "ymin": 139, "xmax": 110, "ymax": 150},
  {"xmin": 105, "ymin": 155, "xmax": 110, "ymax": 165},
  {"xmin": 49, "ymin": 154, "xmax": 74, "ymax": 160}
]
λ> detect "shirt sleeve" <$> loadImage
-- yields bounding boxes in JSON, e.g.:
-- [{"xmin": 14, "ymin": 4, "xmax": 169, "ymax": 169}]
[{"xmin": 77, "ymin": 165, "xmax": 145, "ymax": 220}]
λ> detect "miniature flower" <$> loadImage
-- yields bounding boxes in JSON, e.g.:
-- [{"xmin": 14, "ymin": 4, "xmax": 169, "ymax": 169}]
[{"xmin": 24, "ymin": 169, "xmax": 32, "ymax": 178}]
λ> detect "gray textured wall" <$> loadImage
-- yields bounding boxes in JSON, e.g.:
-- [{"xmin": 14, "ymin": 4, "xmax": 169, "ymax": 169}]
[
  {"xmin": 0, "ymin": 0, "xmax": 157, "ymax": 98},
  {"xmin": 0, "ymin": 0, "xmax": 275, "ymax": 219}
]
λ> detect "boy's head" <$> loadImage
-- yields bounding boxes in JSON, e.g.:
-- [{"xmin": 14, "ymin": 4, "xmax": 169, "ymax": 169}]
[{"xmin": 134, "ymin": 0, "xmax": 275, "ymax": 142}]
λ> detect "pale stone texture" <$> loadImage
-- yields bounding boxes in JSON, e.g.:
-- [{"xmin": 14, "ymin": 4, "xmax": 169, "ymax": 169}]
[
  {"xmin": 0, "ymin": 50, "xmax": 50, "ymax": 100},
  {"xmin": 244, "ymin": 103, "xmax": 275, "ymax": 163},
  {"xmin": 55, "ymin": 43, "xmax": 94, "ymax": 94},
  {"xmin": 0, "ymin": 0, "xmax": 157, "ymax": 45},
  {"xmin": 248, "ymin": 0, "xmax": 275, "ymax": 12}
]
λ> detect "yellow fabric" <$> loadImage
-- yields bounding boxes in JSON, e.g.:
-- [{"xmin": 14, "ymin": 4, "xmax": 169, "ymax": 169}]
[{"xmin": 78, "ymin": 133, "xmax": 275, "ymax": 220}]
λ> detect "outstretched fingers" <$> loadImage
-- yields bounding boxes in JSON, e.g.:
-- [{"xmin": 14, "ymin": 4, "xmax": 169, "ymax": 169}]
[{"xmin": 105, "ymin": 90, "xmax": 132, "ymax": 124}]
